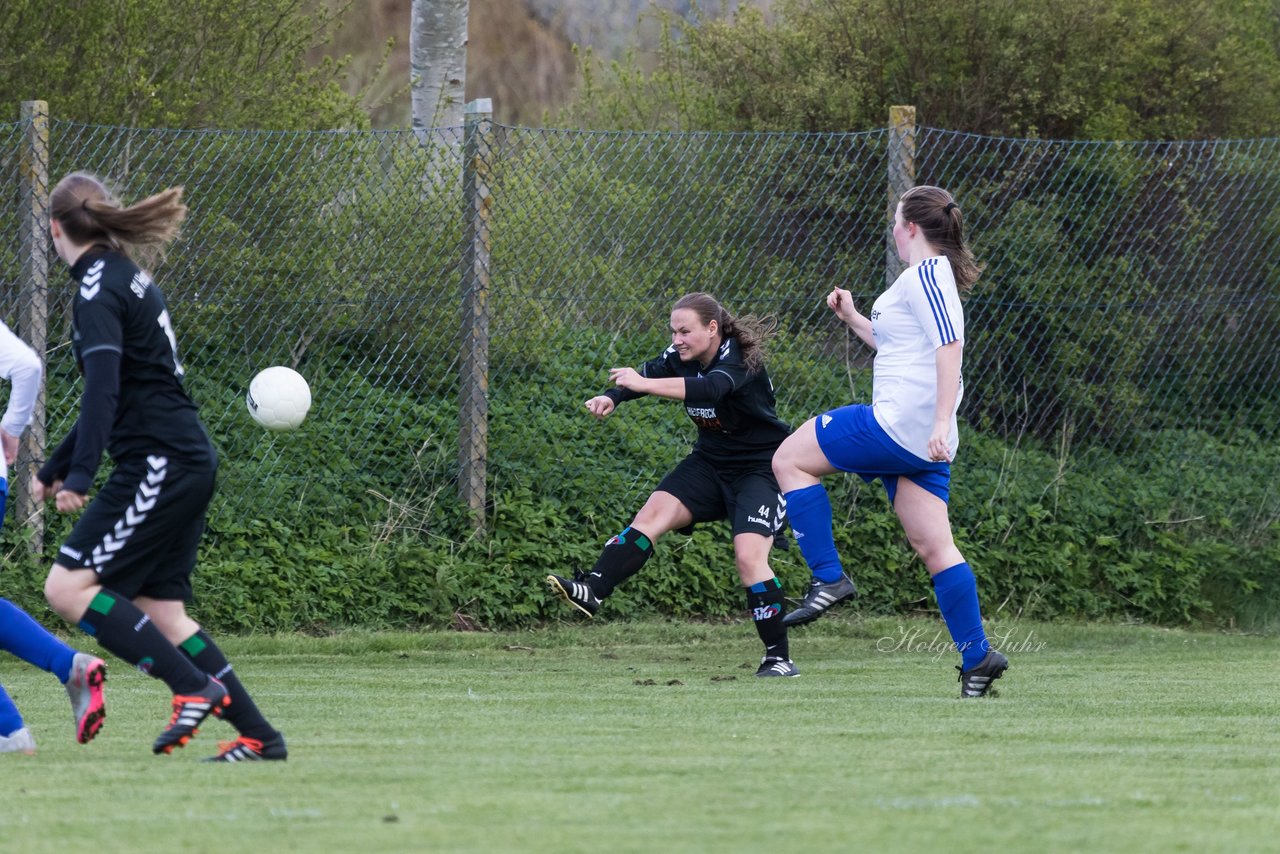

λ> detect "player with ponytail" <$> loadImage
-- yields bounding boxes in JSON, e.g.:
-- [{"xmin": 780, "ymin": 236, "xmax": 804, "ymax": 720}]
[
  {"xmin": 34, "ymin": 172, "xmax": 287, "ymax": 759},
  {"xmin": 772, "ymin": 185, "xmax": 1009, "ymax": 697},
  {"xmin": 547, "ymin": 292, "xmax": 800, "ymax": 677}
]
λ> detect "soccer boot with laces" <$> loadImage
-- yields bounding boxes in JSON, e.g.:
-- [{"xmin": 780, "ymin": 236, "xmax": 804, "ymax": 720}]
[
  {"xmin": 65, "ymin": 652, "xmax": 107, "ymax": 744},
  {"xmin": 755, "ymin": 656, "xmax": 800, "ymax": 677},
  {"xmin": 0, "ymin": 727, "xmax": 37, "ymax": 754},
  {"xmin": 957, "ymin": 649, "xmax": 1009, "ymax": 698},
  {"xmin": 546, "ymin": 574, "xmax": 601, "ymax": 617},
  {"xmin": 204, "ymin": 731, "xmax": 289, "ymax": 762},
  {"xmin": 152, "ymin": 675, "xmax": 230, "ymax": 754},
  {"xmin": 781, "ymin": 574, "xmax": 858, "ymax": 627}
]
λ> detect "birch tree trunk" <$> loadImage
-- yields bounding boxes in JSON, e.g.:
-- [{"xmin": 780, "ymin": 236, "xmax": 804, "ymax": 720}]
[{"xmin": 411, "ymin": 0, "xmax": 470, "ymax": 130}]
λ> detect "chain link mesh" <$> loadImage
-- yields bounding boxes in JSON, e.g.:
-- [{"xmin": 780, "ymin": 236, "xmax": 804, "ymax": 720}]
[
  {"xmin": 918, "ymin": 128, "xmax": 1280, "ymax": 452},
  {"xmin": 2, "ymin": 116, "xmax": 1277, "ymax": 541},
  {"xmin": 0, "ymin": 122, "xmax": 23, "ymax": 321}
]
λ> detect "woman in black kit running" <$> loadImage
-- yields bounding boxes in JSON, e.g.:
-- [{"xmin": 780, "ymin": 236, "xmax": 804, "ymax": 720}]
[{"xmin": 34, "ymin": 171, "xmax": 287, "ymax": 760}]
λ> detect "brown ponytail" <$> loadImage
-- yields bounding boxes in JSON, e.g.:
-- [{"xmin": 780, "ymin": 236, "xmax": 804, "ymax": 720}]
[
  {"xmin": 50, "ymin": 172, "xmax": 186, "ymax": 269},
  {"xmin": 899, "ymin": 185, "xmax": 982, "ymax": 295}
]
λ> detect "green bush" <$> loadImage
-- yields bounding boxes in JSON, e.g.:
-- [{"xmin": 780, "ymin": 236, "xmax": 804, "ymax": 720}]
[{"xmin": 5, "ymin": 335, "xmax": 1275, "ymax": 635}]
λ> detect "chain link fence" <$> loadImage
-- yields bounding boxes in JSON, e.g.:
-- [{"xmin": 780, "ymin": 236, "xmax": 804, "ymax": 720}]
[{"xmin": 3, "ymin": 103, "xmax": 1278, "ymax": 552}]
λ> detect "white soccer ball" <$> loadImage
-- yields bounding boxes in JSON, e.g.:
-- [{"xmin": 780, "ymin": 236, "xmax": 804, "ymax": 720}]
[{"xmin": 246, "ymin": 366, "xmax": 312, "ymax": 431}]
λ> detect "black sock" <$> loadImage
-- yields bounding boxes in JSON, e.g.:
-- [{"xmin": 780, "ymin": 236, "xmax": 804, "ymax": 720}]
[
  {"xmin": 77, "ymin": 590, "xmax": 207, "ymax": 695},
  {"xmin": 585, "ymin": 527, "xmax": 655, "ymax": 598},
  {"xmin": 180, "ymin": 630, "xmax": 277, "ymax": 740},
  {"xmin": 747, "ymin": 578, "xmax": 789, "ymax": 660}
]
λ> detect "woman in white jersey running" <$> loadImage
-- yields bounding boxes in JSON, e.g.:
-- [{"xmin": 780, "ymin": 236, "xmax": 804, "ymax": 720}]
[{"xmin": 771, "ymin": 185, "xmax": 1008, "ymax": 698}]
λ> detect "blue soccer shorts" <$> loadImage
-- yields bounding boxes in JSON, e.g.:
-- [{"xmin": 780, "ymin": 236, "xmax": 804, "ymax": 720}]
[{"xmin": 814, "ymin": 404, "xmax": 951, "ymax": 504}]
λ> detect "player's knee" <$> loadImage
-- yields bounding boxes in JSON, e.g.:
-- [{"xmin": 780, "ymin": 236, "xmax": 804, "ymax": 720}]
[
  {"xmin": 907, "ymin": 537, "xmax": 932, "ymax": 562},
  {"xmin": 771, "ymin": 441, "xmax": 795, "ymax": 478},
  {"xmin": 910, "ymin": 538, "xmax": 959, "ymax": 571},
  {"xmin": 772, "ymin": 439, "xmax": 813, "ymax": 490},
  {"xmin": 772, "ymin": 457, "xmax": 800, "ymax": 492},
  {"xmin": 627, "ymin": 512, "xmax": 661, "ymax": 538},
  {"xmin": 734, "ymin": 543, "xmax": 772, "ymax": 585},
  {"xmin": 631, "ymin": 504, "xmax": 684, "ymax": 538},
  {"xmin": 44, "ymin": 569, "xmax": 83, "ymax": 621},
  {"xmin": 735, "ymin": 561, "xmax": 771, "ymax": 587}
]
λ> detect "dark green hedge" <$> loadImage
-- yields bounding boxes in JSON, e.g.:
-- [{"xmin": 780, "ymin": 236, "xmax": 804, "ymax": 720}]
[{"xmin": 4, "ymin": 337, "xmax": 1276, "ymax": 634}]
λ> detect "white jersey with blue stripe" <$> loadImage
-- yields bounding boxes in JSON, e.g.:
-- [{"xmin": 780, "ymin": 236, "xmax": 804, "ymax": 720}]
[
  {"xmin": 868, "ymin": 255, "xmax": 964, "ymax": 460},
  {"xmin": 0, "ymin": 319, "xmax": 43, "ymax": 485}
]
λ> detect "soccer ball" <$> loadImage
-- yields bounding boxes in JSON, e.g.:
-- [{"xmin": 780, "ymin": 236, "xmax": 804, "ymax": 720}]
[{"xmin": 246, "ymin": 366, "xmax": 311, "ymax": 430}]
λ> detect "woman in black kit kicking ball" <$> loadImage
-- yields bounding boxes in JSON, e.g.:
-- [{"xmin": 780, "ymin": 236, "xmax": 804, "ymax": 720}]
[{"xmin": 547, "ymin": 292, "xmax": 798, "ymax": 677}]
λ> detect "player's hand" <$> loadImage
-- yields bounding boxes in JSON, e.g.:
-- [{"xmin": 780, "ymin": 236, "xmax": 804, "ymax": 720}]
[
  {"xmin": 927, "ymin": 426, "xmax": 952, "ymax": 463},
  {"xmin": 608, "ymin": 367, "xmax": 645, "ymax": 392},
  {"xmin": 826, "ymin": 287, "xmax": 858, "ymax": 324},
  {"xmin": 55, "ymin": 490, "xmax": 88, "ymax": 513},
  {"xmin": 1, "ymin": 428, "xmax": 18, "ymax": 466},
  {"xmin": 584, "ymin": 395, "xmax": 616, "ymax": 419},
  {"xmin": 30, "ymin": 474, "xmax": 62, "ymax": 502}
]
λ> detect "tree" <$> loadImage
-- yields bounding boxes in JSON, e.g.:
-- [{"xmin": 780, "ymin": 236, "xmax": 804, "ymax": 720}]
[
  {"xmin": 411, "ymin": 0, "xmax": 470, "ymax": 129},
  {"xmin": 0, "ymin": 0, "xmax": 368, "ymax": 129},
  {"xmin": 567, "ymin": 0, "xmax": 1280, "ymax": 139}
]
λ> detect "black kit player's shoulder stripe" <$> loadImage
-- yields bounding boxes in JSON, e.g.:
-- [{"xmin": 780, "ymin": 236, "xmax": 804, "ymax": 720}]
[
  {"xmin": 705, "ymin": 366, "xmax": 739, "ymax": 391},
  {"xmin": 79, "ymin": 343, "xmax": 124, "ymax": 358},
  {"xmin": 653, "ymin": 345, "xmax": 683, "ymax": 376}
]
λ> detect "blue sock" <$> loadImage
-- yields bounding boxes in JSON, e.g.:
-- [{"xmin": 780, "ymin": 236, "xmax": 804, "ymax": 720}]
[
  {"xmin": 0, "ymin": 598, "xmax": 77, "ymax": 683},
  {"xmin": 932, "ymin": 562, "xmax": 989, "ymax": 670},
  {"xmin": 784, "ymin": 485, "xmax": 845, "ymax": 583},
  {"xmin": 0, "ymin": 684, "xmax": 23, "ymax": 737}
]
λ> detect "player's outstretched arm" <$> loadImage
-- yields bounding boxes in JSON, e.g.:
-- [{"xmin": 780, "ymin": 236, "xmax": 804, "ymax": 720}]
[{"xmin": 609, "ymin": 367, "xmax": 687, "ymax": 400}]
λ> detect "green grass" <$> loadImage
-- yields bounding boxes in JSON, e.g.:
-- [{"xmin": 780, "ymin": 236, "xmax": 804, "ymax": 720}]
[{"xmin": 3, "ymin": 618, "xmax": 1278, "ymax": 853}]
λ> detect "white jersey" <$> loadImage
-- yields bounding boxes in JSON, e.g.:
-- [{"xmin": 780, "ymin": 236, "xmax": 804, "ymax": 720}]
[
  {"xmin": 869, "ymin": 255, "xmax": 964, "ymax": 460},
  {"xmin": 0, "ymin": 320, "xmax": 43, "ymax": 483}
]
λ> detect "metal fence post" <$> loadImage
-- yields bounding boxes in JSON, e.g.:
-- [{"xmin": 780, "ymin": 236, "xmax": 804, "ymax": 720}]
[
  {"xmin": 17, "ymin": 101, "xmax": 50, "ymax": 553},
  {"xmin": 887, "ymin": 105, "xmax": 917, "ymax": 285},
  {"xmin": 459, "ymin": 98, "xmax": 493, "ymax": 533}
]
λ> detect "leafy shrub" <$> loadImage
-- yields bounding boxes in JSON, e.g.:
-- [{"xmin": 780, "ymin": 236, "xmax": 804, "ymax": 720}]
[{"xmin": 6, "ymin": 335, "xmax": 1275, "ymax": 635}]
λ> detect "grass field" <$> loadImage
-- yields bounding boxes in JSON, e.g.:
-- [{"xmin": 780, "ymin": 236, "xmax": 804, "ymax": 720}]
[{"xmin": 2, "ymin": 616, "xmax": 1277, "ymax": 853}]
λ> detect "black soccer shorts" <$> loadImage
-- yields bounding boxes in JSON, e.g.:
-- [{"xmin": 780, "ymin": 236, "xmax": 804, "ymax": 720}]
[
  {"xmin": 56, "ymin": 455, "xmax": 216, "ymax": 601},
  {"xmin": 655, "ymin": 452, "xmax": 786, "ymax": 539}
]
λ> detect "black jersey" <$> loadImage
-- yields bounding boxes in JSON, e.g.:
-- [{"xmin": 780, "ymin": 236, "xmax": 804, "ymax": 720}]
[
  {"xmin": 58, "ymin": 249, "xmax": 214, "ymax": 480},
  {"xmin": 604, "ymin": 335, "xmax": 791, "ymax": 468}
]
